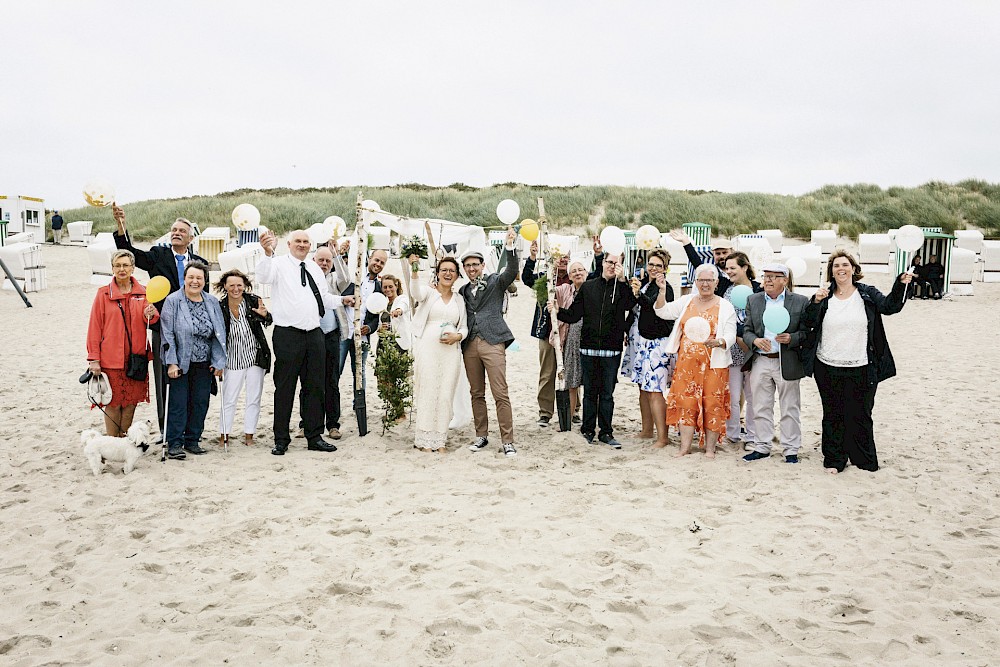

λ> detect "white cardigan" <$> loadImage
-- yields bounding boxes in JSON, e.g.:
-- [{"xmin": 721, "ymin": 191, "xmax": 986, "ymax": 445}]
[
  {"xmin": 409, "ymin": 279, "xmax": 468, "ymax": 342},
  {"xmin": 654, "ymin": 294, "xmax": 738, "ymax": 369},
  {"xmin": 385, "ymin": 295, "xmax": 413, "ymax": 351}
]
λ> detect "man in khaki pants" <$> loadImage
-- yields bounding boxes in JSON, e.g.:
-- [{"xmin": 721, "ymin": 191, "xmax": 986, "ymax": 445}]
[{"xmin": 459, "ymin": 228, "xmax": 519, "ymax": 457}]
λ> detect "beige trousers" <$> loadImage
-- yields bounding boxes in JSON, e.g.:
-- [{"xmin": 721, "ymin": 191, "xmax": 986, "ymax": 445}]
[
  {"xmin": 463, "ymin": 337, "xmax": 514, "ymax": 443},
  {"xmin": 537, "ymin": 338, "xmax": 556, "ymax": 419}
]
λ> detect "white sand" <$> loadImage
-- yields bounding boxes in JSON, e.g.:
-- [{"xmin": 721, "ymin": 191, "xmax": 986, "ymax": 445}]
[{"xmin": 1, "ymin": 243, "xmax": 998, "ymax": 665}]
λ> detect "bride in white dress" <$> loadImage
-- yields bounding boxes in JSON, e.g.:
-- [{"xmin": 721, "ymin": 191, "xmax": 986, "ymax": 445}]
[{"xmin": 408, "ymin": 256, "xmax": 468, "ymax": 452}]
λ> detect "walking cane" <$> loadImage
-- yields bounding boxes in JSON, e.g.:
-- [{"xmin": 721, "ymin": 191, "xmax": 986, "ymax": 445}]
[{"xmin": 160, "ymin": 381, "xmax": 170, "ymax": 462}]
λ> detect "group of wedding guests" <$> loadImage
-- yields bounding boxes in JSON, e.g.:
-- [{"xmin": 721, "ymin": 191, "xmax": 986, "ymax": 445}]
[{"xmin": 85, "ymin": 207, "xmax": 911, "ymax": 473}]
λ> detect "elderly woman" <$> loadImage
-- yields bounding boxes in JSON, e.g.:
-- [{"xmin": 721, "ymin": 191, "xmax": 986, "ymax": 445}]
[
  {"xmin": 625, "ymin": 249, "xmax": 676, "ymax": 448},
  {"xmin": 86, "ymin": 250, "xmax": 159, "ymax": 436},
  {"xmin": 160, "ymin": 261, "xmax": 227, "ymax": 460},
  {"xmin": 804, "ymin": 251, "xmax": 910, "ymax": 474},
  {"xmin": 722, "ymin": 251, "xmax": 764, "ymax": 449},
  {"xmin": 653, "ymin": 263, "xmax": 737, "ymax": 458},
  {"xmin": 550, "ymin": 259, "xmax": 588, "ymax": 422},
  {"xmin": 214, "ymin": 269, "xmax": 272, "ymax": 447},
  {"xmin": 408, "ymin": 256, "xmax": 467, "ymax": 452}
]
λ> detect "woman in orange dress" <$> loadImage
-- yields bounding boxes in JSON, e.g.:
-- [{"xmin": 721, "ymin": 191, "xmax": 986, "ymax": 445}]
[{"xmin": 653, "ymin": 263, "xmax": 737, "ymax": 458}]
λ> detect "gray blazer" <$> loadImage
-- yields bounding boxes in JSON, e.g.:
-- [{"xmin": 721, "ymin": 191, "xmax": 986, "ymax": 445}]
[
  {"xmin": 742, "ymin": 289, "xmax": 811, "ymax": 381},
  {"xmin": 458, "ymin": 248, "xmax": 518, "ymax": 350},
  {"xmin": 160, "ymin": 291, "xmax": 227, "ymax": 373}
]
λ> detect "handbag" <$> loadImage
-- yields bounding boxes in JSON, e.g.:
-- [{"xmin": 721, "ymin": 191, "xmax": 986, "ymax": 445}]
[{"xmin": 118, "ymin": 301, "xmax": 149, "ymax": 381}]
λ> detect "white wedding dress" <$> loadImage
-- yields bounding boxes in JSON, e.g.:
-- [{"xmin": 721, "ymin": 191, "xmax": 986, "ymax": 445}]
[{"xmin": 412, "ymin": 296, "xmax": 465, "ymax": 450}]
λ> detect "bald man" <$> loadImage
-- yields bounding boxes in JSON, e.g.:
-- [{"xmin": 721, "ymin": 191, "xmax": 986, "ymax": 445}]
[{"xmin": 256, "ymin": 230, "xmax": 354, "ymax": 455}]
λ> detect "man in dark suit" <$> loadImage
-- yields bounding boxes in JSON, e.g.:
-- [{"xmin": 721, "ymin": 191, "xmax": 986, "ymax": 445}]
[
  {"xmin": 338, "ymin": 248, "xmax": 385, "ymax": 407},
  {"xmin": 460, "ymin": 228, "xmax": 519, "ymax": 457},
  {"xmin": 741, "ymin": 263, "xmax": 811, "ymax": 464},
  {"xmin": 112, "ymin": 204, "xmax": 207, "ymax": 436}
]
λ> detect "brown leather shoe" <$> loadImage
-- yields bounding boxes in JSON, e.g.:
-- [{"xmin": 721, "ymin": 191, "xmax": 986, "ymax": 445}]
[{"xmin": 328, "ymin": 427, "xmax": 342, "ymax": 440}]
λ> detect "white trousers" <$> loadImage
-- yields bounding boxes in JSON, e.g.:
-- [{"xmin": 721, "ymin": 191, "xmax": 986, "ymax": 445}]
[
  {"xmin": 749, "ymin": 355, "xmax": 801, "ymax": 456},
  {"xmin": 726, "ymin": 366, "xmax": 756, "ymax": 442},
  {"xmin": 220, "ymin": 366, "xmax": 266, "ymax": 435}
]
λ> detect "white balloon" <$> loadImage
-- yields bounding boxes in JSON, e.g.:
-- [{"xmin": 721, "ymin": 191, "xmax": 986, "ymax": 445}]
[
  {"xmin": 306, "ymin": 223, "xmax": 327, "ymax": 245},
  {"xmin": 83, "ymin": 179, "xmax": 116, "ymax": 208},
  {"xmin": 323, "ymin": 215, "xmax": 347, "ymax": 237},
  {"xmin": 496, "ymin": 199, "xmax": 520, "ymax": 225},
  {"xmin": 895, "ymin": 225, "xmax": 925, "ymax": 252},
  {"xmin": 366, "ymin": 291, "xmax": 389, "ymax": 314},
  {"xmin": 361, "ymin": 199, "xmax": 381, "ymax": 213},
  {"xmin": 684, "ymin": 316, "xmax": 712, "ymax": 344},
  {"xmin": 232, "ymin": 203, "xmax": 261, "ymax": 230},
  {"xmin": 635, "ymin": 225, "xmax": 661, "ymax": 251},
  {"xmin": 600, "ymin": 226, "xmax": 627, "ymax": 255},
  {"xmin": 785, "ymin": 257, "xmax": 807, "ymax": 280}
]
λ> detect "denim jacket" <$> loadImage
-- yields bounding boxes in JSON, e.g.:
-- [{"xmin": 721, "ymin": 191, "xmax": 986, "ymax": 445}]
[{"xmin": 160, "ymin": 290, "xmax": 227, "ymax": 373}]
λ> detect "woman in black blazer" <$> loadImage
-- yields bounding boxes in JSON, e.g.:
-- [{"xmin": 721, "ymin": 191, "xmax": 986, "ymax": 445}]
[{"xmin": 215, "ymin": 269, "xmax": 272, "ymax": 447}]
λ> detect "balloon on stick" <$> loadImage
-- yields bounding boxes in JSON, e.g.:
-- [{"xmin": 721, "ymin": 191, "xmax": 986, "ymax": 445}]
[
  {"xmin": 361, "ymin": 199, "xmax": 381, "ymax": 212},
  {"xmin": 599, "ymin": 226, "xmax": 626, "ymax": 255},
  {"xmin": 496, "ymin": 199, "xmax": 520, "ymax": 225},
  {"xmin": 729, "ymin": 284, "xmax": 753, "ymax": 309},
  {"xmin": 232, "ymin": 203, "xmax": 261, "ymax": 230},
  {"xmin": 635, "ymin": 225, "xmax": 661, "ymax": 251},
  {"xmin": 323, "ymin": 216, "xmax": 347, "ymax": 238},
  {"xmin": 763, "ymin": 305, "xmax": 790, "ymax": 334},
  {"xmin": 684, "ymin": 316, "xmax": 711, "ymax": 343},
  {"xmin": 366, "ymin": 291, "xmax": 389, "ymax": 314},
  {"xmin": 785, "ymin": 257, "xmax": 807, "ymax": 282},
  {"xmin": 895, "ymin": 225, "xmax": 925, "ymax": 253},
  {"xmin": 146, "ymin": 276, "xmax": 171, "ymax": 303},
  {"xmin": 83, "ymin": 179, "xmax": 116, "ymax": 208},
  {"xmin": 518, "ymin": 219, "xmax": 539, "ymax": 242}
]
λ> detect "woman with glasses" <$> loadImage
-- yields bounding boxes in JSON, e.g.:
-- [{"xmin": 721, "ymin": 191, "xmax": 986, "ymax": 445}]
[
  {"xmin": 623, "ymin": 249, "xmax": 677, "ymax": 449},
  {"xmin": 408, "ymin": 255, "xmax": 468, "ymax": 452},
  {"xmin": 722, "ymin": 251, "xmax": 764, "ymax": 449},
  {"xmin": 653, "ymin": 263, "xmax": 737, "ymax": 458},
  {"xmin": 86, "ymin": 250, "xmax": 160, "ymax": 436}
]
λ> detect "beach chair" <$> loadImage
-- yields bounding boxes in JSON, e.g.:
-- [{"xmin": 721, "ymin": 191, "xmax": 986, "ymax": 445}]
[
  {"xmin": 66, "ymin": 220, "xmax": 93, "ymax": 245},
  {"xmin": 810, "ymin": 229, "xmax": 837, "ymax": 254},
  {"xmin": 756, "ymin": 229, "xmax": 784, "ymax": 252}
]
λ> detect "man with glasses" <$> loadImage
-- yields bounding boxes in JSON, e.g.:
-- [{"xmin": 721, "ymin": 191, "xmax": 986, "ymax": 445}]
[
  {"xmin": 741, "ymin": 263, "xmax": 811, "ymax": 464},
  {"xmin": 112, "ymin": 204, "xmax": 207, "ymax": 439},
  {"xmin": 554, "ymin": 252, "xmax": 636, "ymax": 448},
  {"xmin": 460, "ymin": 228, "xmax": 519, "ymax": 457}
]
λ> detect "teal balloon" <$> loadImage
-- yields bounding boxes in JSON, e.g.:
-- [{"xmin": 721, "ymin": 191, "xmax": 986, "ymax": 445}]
[
  {"xmin": 730, "ymin": 285, "xmax": 752, "ymax": 309},
  {"xmin": 763, "ymin": 306, "xmax": 790, "ymax": 334}
]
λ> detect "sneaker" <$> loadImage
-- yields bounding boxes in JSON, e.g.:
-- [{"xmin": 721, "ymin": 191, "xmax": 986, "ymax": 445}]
[
  {"xmin": 743, "ymin": 441, "xmax": 755, "ymax": 452},
  {"xmin": 785, "ymin": 455, "xmax": 799, "ymax": 464},
  {"xmin": 572, "ymin": 415, "xmax": 581, "ymax": 424},
  {"xmin": 502, "ymin": 442, "xmax": 517, "ymax": 457},
  {"xmin": 184, "ymin": 444, "xmax": 208, "ymax": 455},
  {"xmin": 743, "ymin": 451, "xmax": 770, "ymax": 462},
  {"xmin": 582, "ymin": 431, "xmax": 595, "ymax": 444},
  {"xmin": 328, "ymin": 427, "xmax": 342, "ymax": 440},
  {"xmin": 468, "ymin": 436, "xmax": 489, "ymax": 452},
  {"xmin": 598, "ymin": 434, "xmax": 622, "ymax": 449},
  {"xmin": 537, "ymin": 416, "xmax": 551, "ymax": 427},
  {"xmin": 166, "ymin": 447, "xmax": 186, "ymax": 460}
]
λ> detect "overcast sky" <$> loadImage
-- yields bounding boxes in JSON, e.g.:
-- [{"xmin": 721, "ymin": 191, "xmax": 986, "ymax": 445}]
[{"xmin": 4, "ymin": 1, "xmax": 999, "ymax": 209}]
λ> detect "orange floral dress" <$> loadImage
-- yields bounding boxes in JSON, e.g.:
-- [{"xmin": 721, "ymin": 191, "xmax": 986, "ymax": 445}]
[{"xmin": 665, "ymin": 300, "xmax": 731, "ymax": 437}]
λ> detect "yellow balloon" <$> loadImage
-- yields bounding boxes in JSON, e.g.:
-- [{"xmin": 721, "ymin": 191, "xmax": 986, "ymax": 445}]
[
  {"xmin": 146, "ymin": 276, "xmax": 171, "ymax": 303},
  {"xmin": 519, "ymin": 219, "xmax": 539, "ymax": 242}
]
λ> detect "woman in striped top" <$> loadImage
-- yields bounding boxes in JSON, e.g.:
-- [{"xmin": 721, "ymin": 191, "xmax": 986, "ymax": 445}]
[{"xmin": 215, "ymin": 270, "xmax": 273, "ymax": 447}]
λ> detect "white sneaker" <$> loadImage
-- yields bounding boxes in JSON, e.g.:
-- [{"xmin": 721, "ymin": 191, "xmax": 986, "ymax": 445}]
[
  {"xmin": 502, "ymin": 442, "xmax": 517, "ymax": 457},
  {"xmin": 468, "ymin": 436, "xmax": 488, "ymax": 452}
]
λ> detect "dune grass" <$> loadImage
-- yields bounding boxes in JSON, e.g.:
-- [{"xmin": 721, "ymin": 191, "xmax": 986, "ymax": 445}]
[{"xmin": 57, "ymin": 181, "xmax": 1000, "ymax": 241}]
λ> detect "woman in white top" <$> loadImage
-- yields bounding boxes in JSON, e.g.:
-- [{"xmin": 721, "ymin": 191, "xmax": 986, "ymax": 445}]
[
  {"xmin": 377, "ymin": 274, "xmax": 412, "ymax": 352},
  {"xmin": 407, "ymin": 256, "xmax": 468, "ymax": 453},
  {"xmin": 653, "ymin": 263, "xmax": 738, "ymax": 459},
  {"xmin": 803, "ymin": 250, "xmax": 910, "ymax": 474}
]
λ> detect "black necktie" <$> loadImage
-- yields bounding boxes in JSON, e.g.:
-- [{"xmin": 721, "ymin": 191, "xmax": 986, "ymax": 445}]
[{"xmin": 301, "ymin": 262, "xmax": 325, "ymax": 317}]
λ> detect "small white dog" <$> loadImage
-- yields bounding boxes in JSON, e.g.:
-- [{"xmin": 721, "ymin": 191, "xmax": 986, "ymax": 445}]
[{"xmin": 81, "ymin": 420, "xmax": 153, "ymax": 477}]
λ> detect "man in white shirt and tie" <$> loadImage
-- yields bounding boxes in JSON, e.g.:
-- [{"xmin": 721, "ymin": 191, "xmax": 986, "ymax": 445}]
[{"xmin": 257, "ymin": 230, "xmax": 354, "ymax": 455}]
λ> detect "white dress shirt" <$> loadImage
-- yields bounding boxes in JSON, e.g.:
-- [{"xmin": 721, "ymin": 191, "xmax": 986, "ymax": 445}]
[
  {"xmin": 345, "ymin": 275, "xmax": 378, "ymax": 338},
  {"xmin": 256, "ymin": 253, "xmax": 345, "ymax": 331}
]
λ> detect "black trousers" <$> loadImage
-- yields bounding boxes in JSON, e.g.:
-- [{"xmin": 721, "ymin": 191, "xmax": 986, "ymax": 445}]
[
  {"xmin": 580, "ymin": 353, "xmax": 621, "ymax": 439},
  {"xmin": 299, "ymin": 330, "xmax": 341, "ymax": 431},
  {"xmin": 814, "ymin": 359, "xmax": 879, "ymax": 472},
  {"xmin": 151, "ymin": 330, "xmax": 166, "ymax": 433},
  {"xmin": 273, "ymin": 326, "xmax": 325, "ymax": 447}
]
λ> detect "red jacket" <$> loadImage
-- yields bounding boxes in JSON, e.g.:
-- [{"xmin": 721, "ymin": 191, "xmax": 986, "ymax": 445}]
[{"xmin": 87, "ymin": 277, "xmax": 159, "ymax": 369}]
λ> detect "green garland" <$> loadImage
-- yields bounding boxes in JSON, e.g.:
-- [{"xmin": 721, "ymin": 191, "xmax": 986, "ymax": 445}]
[
  {"xmin": 532, "ymin": 278, "xmax": 548, "ymax": 306},
  {"xmin": 374, "ymin": 332, "xmax": 414, "ymax": 434}
]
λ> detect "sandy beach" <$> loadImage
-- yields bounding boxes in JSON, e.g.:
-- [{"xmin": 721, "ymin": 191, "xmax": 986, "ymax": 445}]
[{"xmin": 1, "ymin": 242, "xmax": 998, "ymax": 665}]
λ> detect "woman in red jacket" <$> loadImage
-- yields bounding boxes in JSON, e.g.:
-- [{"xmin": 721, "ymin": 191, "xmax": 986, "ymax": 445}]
[{"xmin": 86, "ymin": 250, "xmax": 159, "ymax": 436}]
